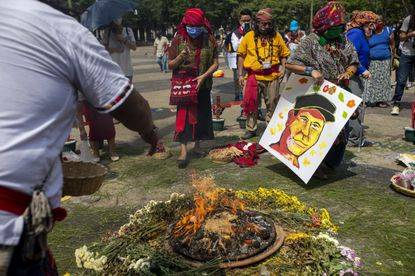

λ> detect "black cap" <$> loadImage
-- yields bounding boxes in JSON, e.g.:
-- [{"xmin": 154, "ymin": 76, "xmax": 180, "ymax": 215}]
[{"xmin": 293, "ymin": 94, "xmax": 336, "ymax": 122}]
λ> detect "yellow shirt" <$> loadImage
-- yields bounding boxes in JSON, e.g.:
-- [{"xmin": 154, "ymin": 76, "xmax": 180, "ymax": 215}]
[{"xmin": 238, "ymin": 31, "xmax": 290, "ymax": 81}]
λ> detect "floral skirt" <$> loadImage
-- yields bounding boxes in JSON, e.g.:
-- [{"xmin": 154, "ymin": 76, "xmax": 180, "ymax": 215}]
[{"xmin": 365, "ymin": 59, "xmax": 392, "ymax": 103}]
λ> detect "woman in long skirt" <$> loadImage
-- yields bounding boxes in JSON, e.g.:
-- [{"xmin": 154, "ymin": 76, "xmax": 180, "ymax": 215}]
[
  {"xmin": 168, "ymin": 8, "xmax": 219, "ymax": 168},
  {"xmin": 366, "ymin": 17, "xmax": 395, "ymax": 107}
]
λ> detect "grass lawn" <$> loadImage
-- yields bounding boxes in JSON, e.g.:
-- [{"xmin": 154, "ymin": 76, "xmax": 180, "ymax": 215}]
[{"xmin": 50, "ymin": 138, "xmax": 415, "ymax": 275}]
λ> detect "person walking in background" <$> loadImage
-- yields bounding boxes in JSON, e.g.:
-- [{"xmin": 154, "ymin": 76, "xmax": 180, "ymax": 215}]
[
  {"xmin": 391, "ymin": 13, "xmax": 415, "ymax": 115},
  {"xmin": 154, "ymin": 32, "xmax": 169, "ymax": 72},
  {"xmin": 285, "ymin": 20, "xmax": 306, "ymax": 53},
  {"xmin": 286, "ymin": 1, "xmax": 359, "ymax": 179},
  {"xmin": 103, "ymin": 17, "xmax": 137, "ymax": 82},
  {"xmin": 366, "ymin": 16, "xmax": 395, "ymax": 108},
  {"xmin": 225, "ymin": 9, "xmax": 253, "ymax": 101},
  {"xmin": 238, "ymin": 8, "xmax": 290, "ymax": 139},
  {"xmin": 346, "ymin": 10, "xmax": 378, "ymax": 147},
  {"xmin": 168, "ymin": 8, "xmax": 219, "ymax": 168}
]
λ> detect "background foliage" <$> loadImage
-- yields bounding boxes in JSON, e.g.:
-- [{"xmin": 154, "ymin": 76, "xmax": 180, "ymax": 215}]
[{"xmin": 70, "ymin": 0, "xmax": 414, "ymax": 39}]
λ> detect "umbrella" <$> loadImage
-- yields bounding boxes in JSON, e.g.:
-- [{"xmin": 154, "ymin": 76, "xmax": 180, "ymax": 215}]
[{"xmin": 81, "ymin": 0, "xmax": 137, "ymax": 31}]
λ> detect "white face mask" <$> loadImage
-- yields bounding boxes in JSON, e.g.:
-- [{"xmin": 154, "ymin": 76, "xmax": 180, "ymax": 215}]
[{"xmin": 114, "ymin": 18, "xmax": 123, "ymax": 25}]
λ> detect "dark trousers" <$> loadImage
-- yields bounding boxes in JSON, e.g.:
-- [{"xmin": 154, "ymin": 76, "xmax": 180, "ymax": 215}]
[{"xmin": 392, "ymin": 54, "xmax": 415, "ymax": 106}]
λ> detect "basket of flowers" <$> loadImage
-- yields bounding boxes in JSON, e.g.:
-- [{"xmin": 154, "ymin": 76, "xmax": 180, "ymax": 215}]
[
  {"xmin": 62, "ymin": 161, "xmax": 107, "ymax": 196},
  {"xmin": 390, "ymin": 168, "xmax": 415, "ymax": 198}
]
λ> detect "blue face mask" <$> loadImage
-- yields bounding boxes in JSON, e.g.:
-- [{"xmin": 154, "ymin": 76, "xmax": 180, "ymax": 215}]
[{"xmin": 186, "ymin": 26, "xmax": 204, "ymax": 38}]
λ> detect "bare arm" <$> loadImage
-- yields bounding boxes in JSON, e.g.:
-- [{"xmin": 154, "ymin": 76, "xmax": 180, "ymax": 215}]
[
  {"xmin": 286, "ymin": 63, "xmax": 324, "ymax": 84},
  {"xmin": 400, "ymin": 30, "xmax": 415, "ymax": 42},
  {"xmin": 110, "ymin": 88, "xmax": 158, "ymax": 150},
  {"xmin": 168, "ymin": 46, "xmax": 188, "ymax": 70},
  {"xmin": 390, "ymin": 32, "xmax": 396, "ymax": 56}
]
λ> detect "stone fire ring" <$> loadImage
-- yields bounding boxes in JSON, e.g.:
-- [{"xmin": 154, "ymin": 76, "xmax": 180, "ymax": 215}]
[{"xmin": 166, "ymin": 223, "xmax": 286, "ymax": 269}]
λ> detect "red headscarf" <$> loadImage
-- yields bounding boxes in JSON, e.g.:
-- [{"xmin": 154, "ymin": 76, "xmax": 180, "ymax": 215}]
[
  {"xmin": 312, "ymin": 1, "xmax": 346, "ymax": 35},
  {"xmin": 177, "ymin": 8, "xmax": 212, "ymax": 39}
]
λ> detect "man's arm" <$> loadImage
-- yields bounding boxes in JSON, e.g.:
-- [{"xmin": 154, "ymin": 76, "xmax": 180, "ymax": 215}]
[{"xmin": 110, "ymin": 88, "xmax": 158, "ymax": 149}]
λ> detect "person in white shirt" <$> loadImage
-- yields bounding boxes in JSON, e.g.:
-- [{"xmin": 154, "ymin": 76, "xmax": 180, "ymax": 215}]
[
  {"xmin": 0, "ymin": 0, "xmax": 161, "ymax": 273},
  {"xmin": 154, "ymin": 32, "xmax": 169, "ymax": 72},
  {"xmin": 225, "ymin": 9, "xmax": 253, "ymax": 101},
  {"xmin": 103, "ymin": 18, "xmax": 137, "ymax": 82}
]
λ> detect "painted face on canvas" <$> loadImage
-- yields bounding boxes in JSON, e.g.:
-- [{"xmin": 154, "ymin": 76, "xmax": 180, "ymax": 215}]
[{"xmin": 286, "ymin": 110, "xmax": 325, "ymax": 157}]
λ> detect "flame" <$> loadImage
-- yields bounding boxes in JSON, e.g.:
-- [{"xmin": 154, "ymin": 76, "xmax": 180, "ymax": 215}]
[{"xmin": 173, "ymin": 175, "xmax": 245, "ymax": 239}]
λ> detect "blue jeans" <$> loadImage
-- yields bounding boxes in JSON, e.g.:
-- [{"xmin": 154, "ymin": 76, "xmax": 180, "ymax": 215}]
[
  {"xmin": 157, "ymin": 55, "xmax": 168, "ymax": 72},
  {"xmin": 392, "ymin": 54, "xmax": 415, "ymax": 106}
]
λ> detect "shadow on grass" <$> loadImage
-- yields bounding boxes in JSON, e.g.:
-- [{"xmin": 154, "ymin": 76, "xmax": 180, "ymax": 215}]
[
  {"xmin": 264, "ymin": 150, "xmax": 359, "ymax": 189},
  {"xmin": 265, "ymin": 162, "xmax": 358, "ymax": 189}
]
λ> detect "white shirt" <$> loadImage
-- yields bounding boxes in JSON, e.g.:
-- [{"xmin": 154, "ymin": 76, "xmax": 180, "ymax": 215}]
[
  {"xmin": 227, "ymin": 31, "xmax": 244, "ymax": 69},
  {"xmin": 400, "ymin": 16, "xmax": 415, "ymax": 56},
  {"xmin": 0, "ymin": 0, "xmax": 132, "ymax": 246},
  {"xmin": 154, "ymin": 36, "xmax": 169, "ymax": 57},
  {"xmin": 103, "ymin": 27, "xmax": 136, "ymax": 77}
]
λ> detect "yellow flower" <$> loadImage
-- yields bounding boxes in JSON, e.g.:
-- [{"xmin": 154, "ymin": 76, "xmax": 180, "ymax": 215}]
[{"xmin": 286, "ymin": 232, "xmax": 310, "ymax": 241}]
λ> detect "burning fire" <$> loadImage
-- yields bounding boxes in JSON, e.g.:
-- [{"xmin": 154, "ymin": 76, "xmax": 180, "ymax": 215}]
[{"xmin": 172, "ymin": 175, "xmax": 245, "ymax": 238}]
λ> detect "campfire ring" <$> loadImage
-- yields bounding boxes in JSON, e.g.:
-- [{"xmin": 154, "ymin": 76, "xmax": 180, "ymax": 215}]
[{"xmin": 166, "ymin": 222, "xmax": 285, "ymax": 269}]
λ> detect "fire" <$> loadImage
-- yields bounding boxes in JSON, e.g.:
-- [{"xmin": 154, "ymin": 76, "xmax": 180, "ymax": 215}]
[{"xmin": 173, "ymin": 175, "xmax": 245, "ymax": 239}]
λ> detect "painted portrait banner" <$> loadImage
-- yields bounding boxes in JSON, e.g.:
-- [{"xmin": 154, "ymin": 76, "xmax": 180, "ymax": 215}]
[{"xmin": 259, "ymin": 75, "xmax": 362, "ymax": 184}]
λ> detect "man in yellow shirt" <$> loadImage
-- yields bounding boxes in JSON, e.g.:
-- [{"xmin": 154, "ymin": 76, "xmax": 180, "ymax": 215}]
[{"xmin": 238, "ymin": 8, "xmax": 290, "ymax": 139}]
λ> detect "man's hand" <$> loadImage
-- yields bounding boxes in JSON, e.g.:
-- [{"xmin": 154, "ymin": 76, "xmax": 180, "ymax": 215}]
[
  {"xmin": 239, "ymin": 76, "xmax": 245, "ymax": 88},
  {"xmin": 311, "ymin": 70, "xmax": 324, "ymax": 84},
  {"xmin": 361, "ymin": 70, "xmax": 371, "ymax": 79}
]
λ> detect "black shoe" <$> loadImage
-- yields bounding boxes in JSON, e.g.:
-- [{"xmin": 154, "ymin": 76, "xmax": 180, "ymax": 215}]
[
  {"xmin": 177, "ymin": 157, "xmax": 189, "ymax": 169},
  {"xmin": 242, "ymin": 131, "xmax": 257, "ymax": 140}
]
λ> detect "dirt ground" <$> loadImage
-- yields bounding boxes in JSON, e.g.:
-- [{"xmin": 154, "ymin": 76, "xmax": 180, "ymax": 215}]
[{"xmin": 50, "ymin": 47, "xmax": 415, "ymax": 275}]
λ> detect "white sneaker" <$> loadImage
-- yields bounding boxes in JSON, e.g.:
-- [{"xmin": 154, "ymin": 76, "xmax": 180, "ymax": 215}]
[{"xmin": 391, "ymin": 106, "xmax": 400, "ymax": 116}]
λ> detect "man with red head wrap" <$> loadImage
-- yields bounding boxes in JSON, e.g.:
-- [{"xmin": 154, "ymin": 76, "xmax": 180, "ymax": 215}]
[{"xmin": 237, "ymin": 8, "xmax": 290, "ymax": 139}]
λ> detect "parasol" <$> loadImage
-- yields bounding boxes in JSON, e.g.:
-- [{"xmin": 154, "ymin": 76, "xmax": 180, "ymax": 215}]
[{"xmin": 80, "ymin": 0, "xmax": 137, "ymax": 31}]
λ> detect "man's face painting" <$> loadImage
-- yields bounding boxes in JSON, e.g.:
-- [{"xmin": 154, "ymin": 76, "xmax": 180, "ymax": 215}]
[{"xmin": 286, "ymin": 109, "xmax": 325, "ymax": 157}]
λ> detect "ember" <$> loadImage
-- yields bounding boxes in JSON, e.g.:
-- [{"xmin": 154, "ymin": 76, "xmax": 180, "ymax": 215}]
[{"xmin": 169, "ymin": 176, "xmax": 279, "ymax": 264}]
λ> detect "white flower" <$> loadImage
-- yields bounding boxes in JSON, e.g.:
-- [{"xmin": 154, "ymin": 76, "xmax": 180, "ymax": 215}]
[{"xmin": 314, "ymin": 232, "xmax": 339, "ymax": 246}]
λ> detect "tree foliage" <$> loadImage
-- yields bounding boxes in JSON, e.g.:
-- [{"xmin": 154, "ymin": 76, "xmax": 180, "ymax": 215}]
[{"xmin": 70, "ymin": 0, "xmax": 414, "ymax": 33}]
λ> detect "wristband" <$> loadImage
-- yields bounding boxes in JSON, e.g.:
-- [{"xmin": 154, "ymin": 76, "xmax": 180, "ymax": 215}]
[{"xmin": 304, "ymin": 66, "xmax": 314, "ymax": 76}]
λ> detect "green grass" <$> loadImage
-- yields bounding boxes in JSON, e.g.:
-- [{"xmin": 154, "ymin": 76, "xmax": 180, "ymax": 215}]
[{"xmin": 50, "ymin": 143, "xmax": 415, "ymax": 275}]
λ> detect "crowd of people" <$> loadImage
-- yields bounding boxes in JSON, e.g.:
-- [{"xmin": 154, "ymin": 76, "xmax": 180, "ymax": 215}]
[{"xmin": 0, "ymin": 0, "xmax": 415, "ymax": 274}]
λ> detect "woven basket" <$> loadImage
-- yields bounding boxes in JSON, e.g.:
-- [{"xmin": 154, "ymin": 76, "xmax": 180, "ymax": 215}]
[
  {"xmin": 390, "ymin": 175, "xmax": 415, "ymax": 198},
  {"xmin": 62, "ymin": 161, "xmax": 107, "ymax": 196}
]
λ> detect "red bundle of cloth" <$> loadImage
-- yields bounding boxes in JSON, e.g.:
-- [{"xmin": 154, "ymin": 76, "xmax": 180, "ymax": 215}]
[{"xmin": 226, "ymin": 141, "xmax": 265, "ymax": 168}]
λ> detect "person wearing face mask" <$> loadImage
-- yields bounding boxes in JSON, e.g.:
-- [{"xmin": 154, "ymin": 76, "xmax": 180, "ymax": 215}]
[
  {"xmin": 237, "ymin": 8, "xmax": 291, "ymax": 139},
  {"xmin": 225, "ymin": 9, "xmax": 253, "ymax": 101},
  {"xmin": 346, "ymin": 10, "xmax": 379, "ymax": 148},
  {"xmin": 365, "ymin": 16, "xmax": 395, "ymax": 108},
  {"xmin": 286, "ymin": 1, "xmax": 359, "ymax": 179},
  {"xmin": 168, "ymin": 8, "xmax": 219, "ymax": 168}
]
